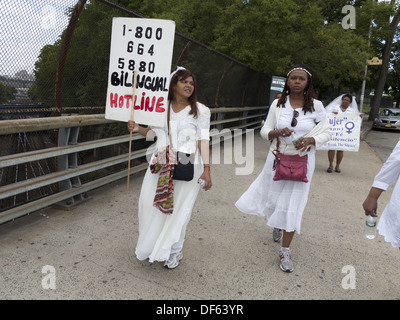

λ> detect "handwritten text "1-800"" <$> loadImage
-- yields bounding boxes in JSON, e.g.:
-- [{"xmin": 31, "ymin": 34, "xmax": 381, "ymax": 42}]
[{"xmin": 122, "ymin": 25, "xmax": 163, "ymax": 40}]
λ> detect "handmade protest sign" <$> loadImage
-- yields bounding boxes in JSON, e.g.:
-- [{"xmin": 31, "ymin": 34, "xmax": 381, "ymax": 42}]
[
  {"xmin": 319, "ymin": 112, "xmax": 362, "ymax": 152},
  {"xmin": 105, "ymin": 17, "xmax": 175, "ymax": 127}
]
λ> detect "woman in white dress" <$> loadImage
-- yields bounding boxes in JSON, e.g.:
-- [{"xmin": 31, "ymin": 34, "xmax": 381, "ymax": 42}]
[
  {"xmin": 235, "ymin": 64, "xmax": 331, "ymax": 272},
  {"xmin": 363, "ymin": 140, "xmax": 400, "ymax": 249},
  {"xmin": 325, "ymin": 94, "xmax": 360, "ymax": 173},
  {"xmin": 127, "ymin": 68, "xmax": 212, "ymax": 268}
]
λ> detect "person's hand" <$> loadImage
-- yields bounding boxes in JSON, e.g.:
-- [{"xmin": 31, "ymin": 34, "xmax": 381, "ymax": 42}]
[
  {"xmin": 293, "ymin": 137, "xmax": 313, "ymax": 152},
  {"xmin": 362, "ymin": 187, "xmax": 383, "ymax": 217},
  {"xmin": 363, "ymin": 196, "xmax": 378, "ymax": 217},
  {"xmin": 279, "ymin": 128, "xmax": 295, "ymax": 138},
  {"xmin": 198, "ymin": 166, "xmax": 212, "ymax": 191},
  {"xmin": 127, "ymin": 120, "xmax": 139, "ymax": 132}
]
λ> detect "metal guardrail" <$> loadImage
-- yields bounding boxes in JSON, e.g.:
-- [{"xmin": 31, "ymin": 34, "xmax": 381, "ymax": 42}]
[{"xmin": 0, "ymin": 106, "xmax": 267, "ymax": 224}]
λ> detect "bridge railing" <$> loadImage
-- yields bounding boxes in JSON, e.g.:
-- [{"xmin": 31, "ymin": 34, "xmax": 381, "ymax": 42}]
[{"xmin": 0, "ymin": 106, "xmax": 266, "ymax": 224}]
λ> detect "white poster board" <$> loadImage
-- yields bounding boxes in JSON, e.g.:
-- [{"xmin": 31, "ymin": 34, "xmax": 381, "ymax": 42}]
[
  {"xmin": 105, "ymin": 17, "xmax": 175, "ymax": 127},
  {"xmin": 319, "ymin": 113, "xmax": 362, "ymax": 152}
]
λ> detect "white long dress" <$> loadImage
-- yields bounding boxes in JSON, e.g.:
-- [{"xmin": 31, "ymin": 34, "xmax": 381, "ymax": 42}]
[
  {"xmin": 372, "ymin": 139, "xmax": 400, "ymax": 248},
  {"xmin": 235, "ymin": 98, "xmax": 330, "ymax": 234},
  {"xmin": 135, "ymin": 102, "xmax": 211, "ymax": 262}
]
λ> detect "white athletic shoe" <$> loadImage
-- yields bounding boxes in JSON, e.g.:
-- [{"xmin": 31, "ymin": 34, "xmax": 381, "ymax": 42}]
[
  {"xmin": 273, "ymin": 228, "xmax": 283, "ymax": 242},
  {"xmin": 164, "ymin": 252, "xmax": 183, "ymax": 269},
  {"xmin": 279, "ymin": 248, "xmax": 294, "ymax": 273}
]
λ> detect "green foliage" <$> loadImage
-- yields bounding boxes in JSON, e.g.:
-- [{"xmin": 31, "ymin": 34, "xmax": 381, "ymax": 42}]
[
  {"xmin": 0, "ymin": 81, "xmax": 16, "ymax": 103},
  {"xmin": 212, "ymin": 0, "xmax": 371, "ymax": 92},
  {"xmin": 30, "ymin": 1, "xmax": 114, "ymax": 108},
  {"xmin": 387, "ymin": 38, "xmax": 400, "ymax": 104},
  {"xmin": 29, "ymin": 0, "xmax": 399, "ymax": 106},
  {"xmin": 28, "ymin": 42, "xmax": 60, "ymax": 106}
]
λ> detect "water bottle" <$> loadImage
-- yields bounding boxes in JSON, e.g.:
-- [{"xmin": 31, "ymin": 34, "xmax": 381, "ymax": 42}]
[
  {"xmin": 292, "ymin": 134, "xmax": 308, "ymax": 157},
  {"xmin": 198, "ymin": 179, "xmax": 205, "ymax": 189},
  {"xmin": 365, "ymin": 215, "xmax": 377, "ymax": 239}
]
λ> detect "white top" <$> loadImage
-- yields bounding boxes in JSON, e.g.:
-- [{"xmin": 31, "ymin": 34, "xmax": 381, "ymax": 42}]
[
  {"xmin": 261, "ymin": 98, "xmax": 329, "ymax": 155},
  {"xmin": 151, "ymin": 102, "xmax": 211, "ymax": 154},
  {"xmin": 373, "ymin": 139, "xmax": 400, "ymax": 248},
  {"xmin": 372, "ymin": 140, "xmax": 400, "ymax": 191},
  {"xmin": 236, "ymin": 98, "xmax": 330, "ymax": 234}
]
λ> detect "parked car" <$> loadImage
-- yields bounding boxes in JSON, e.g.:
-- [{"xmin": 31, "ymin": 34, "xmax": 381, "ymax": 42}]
[{"xmin": 373, "ymin": 108, "xmax": 400, "ymax": 130}]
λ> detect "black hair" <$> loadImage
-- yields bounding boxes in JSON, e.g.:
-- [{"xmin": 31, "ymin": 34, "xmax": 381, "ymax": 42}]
[
  {"xmin": 277, "ymin": 64, "xmax": 315, "ymax": 114},
  {"xmin": 342, "ymin": 94, "xmax": 353, "ymax": 103}
]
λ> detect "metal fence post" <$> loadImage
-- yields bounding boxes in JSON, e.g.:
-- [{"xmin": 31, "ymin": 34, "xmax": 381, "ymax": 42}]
[
  {"xmin": 216, "ymin": 111, "xmax": 225, "ymax": 131},
  {"xmin": 241, "ymin": 110, "xmax": 248, "ymax": 127},
  {"xmin": 55, "ymin": 123, "xmax": 86, "ymax": 209}
]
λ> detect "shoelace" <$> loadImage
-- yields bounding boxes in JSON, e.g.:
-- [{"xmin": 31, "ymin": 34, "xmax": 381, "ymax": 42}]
[{"xmin": 279, "ymin": 249, "xmax": 291, "ymax": 261}]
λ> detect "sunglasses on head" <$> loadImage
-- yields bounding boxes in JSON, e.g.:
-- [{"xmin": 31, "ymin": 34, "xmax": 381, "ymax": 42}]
[{"xmin": 291, "ymin": 110, "xmax": 299, "ymax": 127}]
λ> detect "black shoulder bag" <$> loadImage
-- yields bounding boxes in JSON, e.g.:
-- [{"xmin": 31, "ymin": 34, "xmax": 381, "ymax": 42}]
[{"xmin": 168, "ymin": 102, "xmax": 195, "ymax": 181}]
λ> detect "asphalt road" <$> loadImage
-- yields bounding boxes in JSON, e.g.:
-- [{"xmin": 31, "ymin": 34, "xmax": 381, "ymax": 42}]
[
  {"xmin": 1, "ymin": 132, "xmax": 400, "ymax": 301},
  {"xmin": 365, "ymin": 127, "xmax": 400, "ymax": 162}
]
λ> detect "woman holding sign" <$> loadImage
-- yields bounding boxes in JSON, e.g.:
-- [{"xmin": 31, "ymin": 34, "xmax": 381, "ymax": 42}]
[
  {"xmin": 235, "ymin": 64, "xmax": 331, "ymax": 272},
  {"xmin": 128, "ymin": 68, "xmax": 211, "ymax": 269},
  {"xmin": 325, "ymin": 94, "xmax": 359, "ymax": 173}
]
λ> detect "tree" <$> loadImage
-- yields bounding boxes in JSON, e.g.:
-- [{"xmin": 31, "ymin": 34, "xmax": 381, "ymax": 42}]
[
  {"xmin": 0, "ymin": 81, "xmax": 16, "ymax": 103},
  {"xmin": 29, "ymin": 2, "xmax": 114, "ymax": 108},
  {"xmin": 387, "ymin": 39, "xmax": 400, "ymax": 108},
  {"xmin": 28, "ymin": 43, "xmax": 60, "ymax": 107},
  {"xmin": 369, "ymin": 0, "xmax": 400, "ymax": 119},
  {"xmin": 212, "ymin": 0, "xmax": 370, "ymax": 93},
  {"xmin": 30, "ymin": 0, "xmax": 394, "ymax": 107}
]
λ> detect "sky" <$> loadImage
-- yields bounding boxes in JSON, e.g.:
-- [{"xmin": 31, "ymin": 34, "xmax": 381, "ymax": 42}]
[{"xmin": 0, "ymin": 0, "xmax": 77, "ymax": 77}]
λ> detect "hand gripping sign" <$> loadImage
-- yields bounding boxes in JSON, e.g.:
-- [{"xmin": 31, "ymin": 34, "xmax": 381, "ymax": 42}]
[
  {"xmin": 105, "ymin": 18, "xmax": 175, "ymax": 190},
  {"xmin": 319, "ymin": 112, "xmax": 362, "ymax": 152},
  {"xmin": 105, "ymin": 17, "xmax": 175, "ymax": 127}
]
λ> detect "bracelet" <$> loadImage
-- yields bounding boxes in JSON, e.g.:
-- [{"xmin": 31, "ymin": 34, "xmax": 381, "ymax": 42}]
[{"xmin": 204, "ymin": 164, "xmax": 211, "ymax": 172}]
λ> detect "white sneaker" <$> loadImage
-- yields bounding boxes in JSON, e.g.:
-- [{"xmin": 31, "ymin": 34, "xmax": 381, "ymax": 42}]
[
  {"xmin": 279, "ymin": 248, "xmax": 294, "ymax": 273},
  {"xmin": 164, "ymin": 252, "xmax": 183, "ymax": 269},
  {"xmin": 273, "ymin": 228, "xmax": 283, "ymax": 242}
]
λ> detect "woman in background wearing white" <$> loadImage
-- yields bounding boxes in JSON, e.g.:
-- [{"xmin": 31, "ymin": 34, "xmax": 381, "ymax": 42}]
[{"xmin": 325, "ymin": 94, "xmax": 360, "ymax": 173}]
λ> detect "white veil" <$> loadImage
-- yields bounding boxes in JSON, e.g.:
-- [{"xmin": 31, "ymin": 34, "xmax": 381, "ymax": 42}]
[{"xmin": 325, "ymin": 94, "xmax": 359, "ymax": 113}]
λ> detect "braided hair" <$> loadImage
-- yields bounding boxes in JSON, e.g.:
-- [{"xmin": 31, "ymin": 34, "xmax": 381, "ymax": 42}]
[{"xmin": 277, "ymin": 64, "xmax": 315, "ymax": 115}]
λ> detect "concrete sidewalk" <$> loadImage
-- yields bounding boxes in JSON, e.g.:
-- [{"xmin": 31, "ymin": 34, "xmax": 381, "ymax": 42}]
[{"xmin": 1, "ymin": 123, "xmax": 399, "ymax": 300}]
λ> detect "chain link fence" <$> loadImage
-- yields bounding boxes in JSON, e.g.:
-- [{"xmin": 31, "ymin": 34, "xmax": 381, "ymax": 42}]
[{"xmin": 0, "ymin": 0, "xmax": 270, "ymax": 215}]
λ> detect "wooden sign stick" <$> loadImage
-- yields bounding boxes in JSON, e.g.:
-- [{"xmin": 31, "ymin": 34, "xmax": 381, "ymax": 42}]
[{"xmin": 127, "ymin": 70, "xmax": 138, "ymax": 192}]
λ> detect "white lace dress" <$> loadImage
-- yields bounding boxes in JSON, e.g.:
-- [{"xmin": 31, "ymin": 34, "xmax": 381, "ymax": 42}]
[
  {"xmin": 235, "ymin": 98, "xmax": 330, "ymax": 234},
  {"xmin": 135, "ymin": 102, "xmax": 210, "ymax": 262}
]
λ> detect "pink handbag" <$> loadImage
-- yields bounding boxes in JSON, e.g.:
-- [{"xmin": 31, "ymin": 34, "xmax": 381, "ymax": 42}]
[{"xmin": 272, "ymin": 138, "xmax": 308, "ymax": 183}]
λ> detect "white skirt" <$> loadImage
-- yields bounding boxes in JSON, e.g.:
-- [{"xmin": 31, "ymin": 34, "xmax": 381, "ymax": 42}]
[
  {"xmin": 235, "ymin": 150, "xmax": 315, "ymax": 234},
  {"xmin": 135, "ymin": 152, "xmax": 202, "ymax": 262}
]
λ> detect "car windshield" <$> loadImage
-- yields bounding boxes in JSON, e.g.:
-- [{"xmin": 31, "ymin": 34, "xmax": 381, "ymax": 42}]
[{"xmin": 380, "ymin": 109, "xmax": 400, "ymax": 117}]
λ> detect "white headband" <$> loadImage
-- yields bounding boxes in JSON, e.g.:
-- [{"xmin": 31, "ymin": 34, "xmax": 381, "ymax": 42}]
[
  {"xmin": 287, "ymin": 67, "xmax": 312, "ymax": 78},
  {"xmin": 170, "ymin": 66, "xmax": 186, "ymax": 81}
]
